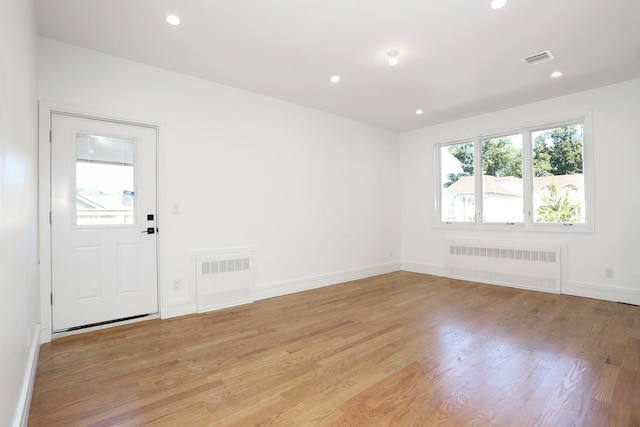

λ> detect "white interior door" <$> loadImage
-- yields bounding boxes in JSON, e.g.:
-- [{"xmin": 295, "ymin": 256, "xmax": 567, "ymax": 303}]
[{"xmin": 51, "ymin": 113, "xmax": 158, "ymax": 332}]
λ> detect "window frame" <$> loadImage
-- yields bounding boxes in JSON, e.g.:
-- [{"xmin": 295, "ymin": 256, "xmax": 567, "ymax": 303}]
[{"xmin": 434, "ymin": 114, "xmax": 593, "ymax": 233}]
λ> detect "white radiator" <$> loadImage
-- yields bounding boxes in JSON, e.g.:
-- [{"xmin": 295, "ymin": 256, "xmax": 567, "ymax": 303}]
[
  {"xmin": 192, "ymin": 248, "xmax": 255, "ymax": 313},
  {"xmin": 445, "ymin": 240, "xmax": 564, "ymax": 293}
]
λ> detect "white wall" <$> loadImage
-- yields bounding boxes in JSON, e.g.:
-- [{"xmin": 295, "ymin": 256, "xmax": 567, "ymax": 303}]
[
  {"xmin": 400, "ymin": 78, "xmax": 640, "ymax": 304},
  {"xmin": 0, "ymin": 0, "xmax": 40, "ymax": 425},
  {"xmin": 38, "ymin": 37, "xmax": 401, "ymax": 325}
]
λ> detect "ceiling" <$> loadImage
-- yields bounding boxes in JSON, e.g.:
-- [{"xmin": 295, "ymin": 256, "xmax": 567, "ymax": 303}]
[{"xmin": 35, "ymin": 0, "xmax": 640, "ymax": 132}]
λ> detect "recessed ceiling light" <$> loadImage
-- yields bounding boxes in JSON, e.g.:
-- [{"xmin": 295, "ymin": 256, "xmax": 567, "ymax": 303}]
[
  {"xmin": 550, "ymin": 71, "xmax": 563, "ymax": 78},
  {"xmin": 416, "ymin": 109, "xmax": 424, "ymax": 115},
  {"xmin": 491, "ymin": 0, "xmax": 507, "ymax": 9},
  {"xmin": 166, "ymin": 15, "xmax": 181, "ymax": 25},
  {"xmin": 387, "ymin": 50, "xmax": 399, "ymax": 67},
  {"xmin": 330, "ymin": 75, "xmax": 340, "ymax": 83}
]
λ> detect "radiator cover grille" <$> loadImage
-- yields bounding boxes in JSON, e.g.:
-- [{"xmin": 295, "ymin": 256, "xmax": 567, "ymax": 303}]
[
  {"xmin": 446, "ymin": 240, "xmax": 563, "ymax": 293},
  {"xmin": 193, "ymin": 248, "xmax": 255, "ymax": 313}
]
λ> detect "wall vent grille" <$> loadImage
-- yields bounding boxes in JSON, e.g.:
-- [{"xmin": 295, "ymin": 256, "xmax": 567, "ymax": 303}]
[
  {"xmin": 446, "ymin": 240, "xmax": 563, "ymax": 293},
  {"xmin": 201, "ymin": 258, "xmax": 250, "ymax": 275},
  {"xmin": 194, "ymin": 249, "xmax": 255, "ymax": 313},
  {"xmin": 522, "ymin": 50, "xmax": 554, "ymax": 65}
]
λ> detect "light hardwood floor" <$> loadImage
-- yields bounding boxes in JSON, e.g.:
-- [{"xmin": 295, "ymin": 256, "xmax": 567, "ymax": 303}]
[{"xmin": 29, "ymin": 272, "xmax": 640, "ymax": 426}]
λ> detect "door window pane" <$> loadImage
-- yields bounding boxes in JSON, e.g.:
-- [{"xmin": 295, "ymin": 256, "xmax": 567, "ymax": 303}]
[
  {"xmin": 76, "ymin": 134, "xmax": 136, "ymax": 225},
  {"xmin": 481, "ymin": 134, "xmax": 523, "ymax": 223},
  {"xmin": 532, "ymin": 124, "xmax": 584, "ymax": 223},
  {"xmin": 440, "ymin": 142, "xmax": 475, "ymax": 222}
]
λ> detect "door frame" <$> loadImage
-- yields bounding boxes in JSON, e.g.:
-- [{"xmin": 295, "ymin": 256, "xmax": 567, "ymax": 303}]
[{"xmin": 38, "ymin": 102, "xmax": 162, "ymax": 343}]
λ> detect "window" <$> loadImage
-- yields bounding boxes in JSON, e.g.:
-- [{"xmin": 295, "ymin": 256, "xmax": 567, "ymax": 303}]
[
  {"xmin": 75, "ymin": 134, "xmax": 137, "ymax": 226},
  {"xmin": 481, "ymin": 133, "xmax": 523, "ymax": 223},
  {"xmin": 436, "ymin": 118, "xmax": 590, "ymax": 231},
  {"xmin": 440, "ymin": 142, "xmax": 474, "ymax": 223},
  {"xmin": 531, "ymin": 124, "xmax": 585, "ymax": 224}
]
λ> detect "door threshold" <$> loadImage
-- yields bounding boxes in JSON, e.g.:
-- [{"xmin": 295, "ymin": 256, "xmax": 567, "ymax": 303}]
[{"xmin": 52, "ymin": 313, "xmax": 160, "ymax": 339}]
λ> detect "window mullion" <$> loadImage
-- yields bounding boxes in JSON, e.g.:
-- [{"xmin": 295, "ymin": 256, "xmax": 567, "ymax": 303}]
[
  {"xmin": 434, "ymin": 147, "xmax": 443, "ymax": 223},
  {"xmin": 522, "ymin": 129, "xmax": 533, "ymax": 226},
  {"xmin": 473, "ymin": 137, "xmax": 483, "ymax": 224}
]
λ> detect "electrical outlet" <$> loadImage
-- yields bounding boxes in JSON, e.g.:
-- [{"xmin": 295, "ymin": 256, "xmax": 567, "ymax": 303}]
[
  {"xmin": 172, "ymin": 280, "xmax": 181, "ymax": 290},
  {"xmin": 605, "ymin": 268, "xmax": 614, "ymax": 279}
]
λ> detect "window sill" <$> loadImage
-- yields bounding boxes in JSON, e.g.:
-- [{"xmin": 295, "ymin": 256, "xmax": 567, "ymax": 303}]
[{"xmin": 433, "ymin": 221, "xmax": 594, "ymax": 234}]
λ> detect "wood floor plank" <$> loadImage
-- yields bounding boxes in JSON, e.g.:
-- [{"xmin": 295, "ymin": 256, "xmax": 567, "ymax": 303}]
[
  {"xmin": 29, "ymin": 272, "xmax": 640, "ymax": 426},
  {"xmin": 447, "ymin": 348, "xmax": 546, "ymax": 425}
]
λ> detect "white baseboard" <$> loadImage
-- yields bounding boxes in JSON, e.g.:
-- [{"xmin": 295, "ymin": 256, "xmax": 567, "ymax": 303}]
[
  {"xmin": 14, "ymin": 327, "xmax": 40, "ymax": 427},
  {"xmin": 255, "ymin": 262, "xmax": 401, "ymax": 300},
  {"xmin": 160, "ymin": 302, "xmax": 197, "ymax": 319},
  {"xmin": 159, "ymin": 263, "xmax": 402, "ymax": 318},
  {"xmin": 563, "ymin": 281, "xmax": 640, "ymax": 306},
  {"xmin": 401, "ymin": 261, "xmax": 446, "ymax": 277},
  {"xmin": 400, "ymin": 263, "xmax": 640, "ymax": 306},
  {"xmin": 164, "ymin": 265, "xmax": 638, "ymax": 320},
  {"xmin": 39, "ymin": 327, "xmax": 51, "ymax": 344}
]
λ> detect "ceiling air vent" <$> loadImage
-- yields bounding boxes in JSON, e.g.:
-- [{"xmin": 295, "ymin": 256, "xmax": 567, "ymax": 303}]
[{"xmin": 522, "ymin": 50, "xmax": 554, "ymax": 65}]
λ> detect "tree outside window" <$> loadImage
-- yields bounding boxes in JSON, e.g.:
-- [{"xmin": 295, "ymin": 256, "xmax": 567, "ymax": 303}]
[{"xmin": 532, "ymin": 124, "xmax": 584, "ymax": 223}]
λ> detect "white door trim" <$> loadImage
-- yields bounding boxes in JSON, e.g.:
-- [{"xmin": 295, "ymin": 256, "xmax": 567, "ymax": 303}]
[{"xmin": 38, "ymin": 102, "xmax": 163, "ymax": 343}]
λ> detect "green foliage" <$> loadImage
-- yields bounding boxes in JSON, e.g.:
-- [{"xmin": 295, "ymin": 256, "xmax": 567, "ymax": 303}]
[
  {"xmin": 447, "ymin": 143, "xmax": 474, "ymax": 174},
  {"xmin": 443, "ymin": 172, "xmax": 463, "ymax": 188},
  {"xmin": 444, "ymin": 138, "xmax": 522, "ymax": 187},
  {"xmin": 533, "ymin": 138, "xmax": 553, "ymax": 177},
  {"xmin": 482, "ymin": 137, "xmax": 522, "ymax": 178},
  {"xmin": 533, "ymin": 125, "xmax": 583, "ymax": 177},
  {"xmin": 444, "ymin": 142, "xmax": 474, "ymax": 187},
  {"xmin": 536, "ymin": 180, "xmax": 581, "ymax": 223}
]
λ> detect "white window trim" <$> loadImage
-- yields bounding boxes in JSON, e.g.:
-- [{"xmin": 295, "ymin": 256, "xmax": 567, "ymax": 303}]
[{"xmin": 434, "ymin": 113, "xmax": 594, "ymax": 233}]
